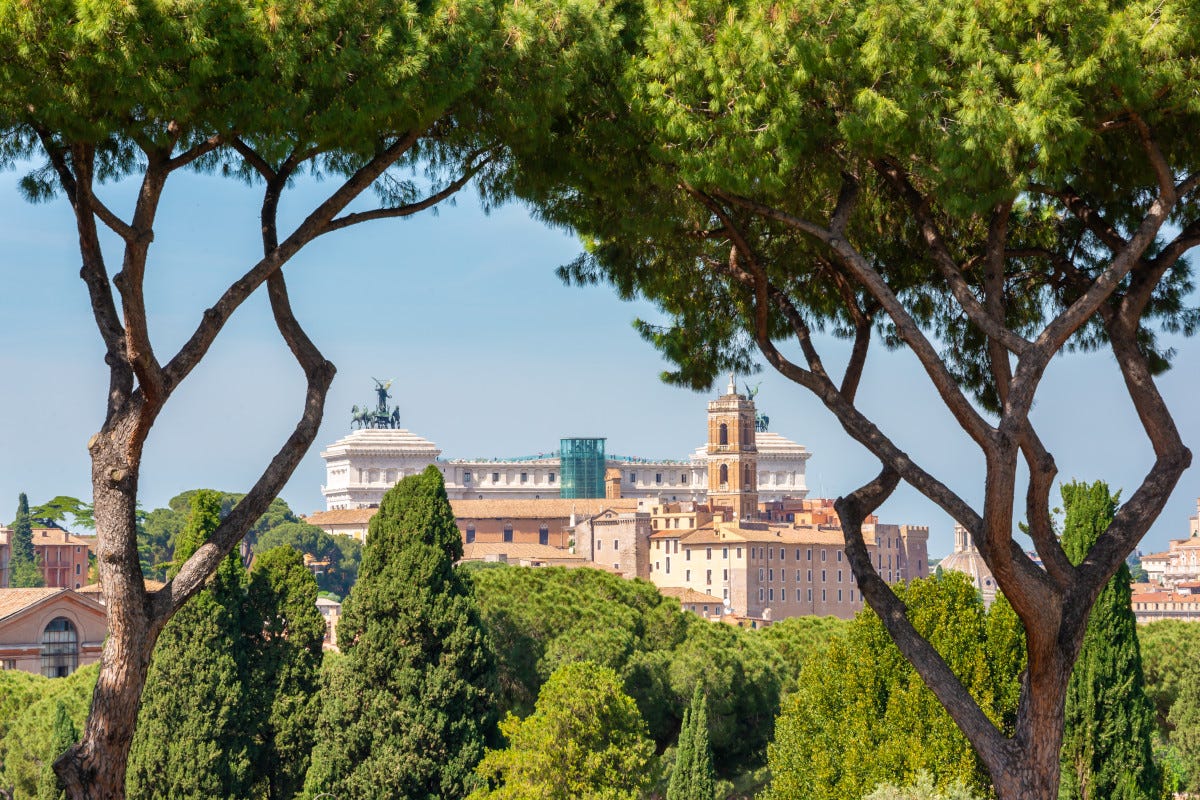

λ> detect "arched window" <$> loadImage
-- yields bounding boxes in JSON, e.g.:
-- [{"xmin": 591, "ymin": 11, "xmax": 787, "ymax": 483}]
[
  {"xmin": 744, "ymin": 464, "xmax": 752, "ymax": 486},
  {"xmin": 41, "ymin": 617, "xmax": 78, "ymax": 678},
  {"xmin": 718, "ymin": 423, "xmax": 728, "ymax": 445},
  {"xmin": 719, "ymin": 464, "xmax": 728, "ymax": 485},
  {"xmin": 465, "ymin": 525, "xmax": 476, "ymax": 544}
]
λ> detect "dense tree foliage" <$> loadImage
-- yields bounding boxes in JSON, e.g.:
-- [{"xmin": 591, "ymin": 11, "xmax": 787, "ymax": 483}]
[
  {"xmin": 304, "ymin": 467, "xmax": 497, "ymax": 800},
  {"xmin": 471, "ymin": 565, "xmax": 792, "ymax": 773},
  {"xmin": 0, "ymin": 666, "xmax": 96, "ymax": 800},
  {"xmin": 244, "ymin": 546, "xmax": 327, "ymax": 800},
  {"xmin": 1058, "ymin": 481, "xmax": 1161, "ymax": 800},
  {"xmin": 254, "ymin": 520, "xmax": 361, "ymax": 598},
  {"xmin": 36, "ymin": 703, "xmax": 76, "ymax": 800},
  {"xmin": 516, "ymin": 0, "xmax": 1200, "ymax": 794},
  {"xmin": 1139, "ymin": 620, "xmax": 1200, "ymax": 734},
  {"xmin": 1167, "ymin": 658, "xmax": 1200, "ymax": 794},
  {"xmin": 764, "ymin": 573, "xmax": 1024, "ymax": 800},
  {"xmin": 469, "ymin": 662, "xmax": 656, "ymax": 800},
  {"xmin": 126, "ymin": 493, "xmax": 325, "ymax": 799},
  {"xmin": 9, "ymin": 493, "xmax": 43, "ymax": 588},
  {"xmin": 863, "ymin": 773, "xmax": 983, "ymax": 800},
  {"xmin": 126, "ymin": 492, "xmax": 255, "ymax": 798},
  {"xmin": 667, "ymin": 687, "xmax": 716, "ymax": 800}
]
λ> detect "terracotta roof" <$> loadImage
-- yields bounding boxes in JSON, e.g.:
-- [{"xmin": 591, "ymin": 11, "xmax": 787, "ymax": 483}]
[
  {"xmin": 304, "ymin": 509, "xmax": 376, "ymax": 525},
  {"xmin": 1141, "ymin": 551, "xmax": 1173, "ymax": 561},
  {"xmin": 453, "ymin": 498, "xmax": 639, "ymax": 520},
  {"xmin": 307, "ymin": 498, "xmax": 642, "ymax": 528},
  {"xmin": 1131, "ymin": 590, "xmax": 1200, "ymax": 604},
  {"xmin": 461, "ymin": 542, "xmax": 586, "ymax": 561},
  {"xmin": 659, "ymin": 587, "xmax": 725, "ymax": 604},
  {"xmin": 76, "ymin": 579, "xmax": 166, "ymax": 596},
  {"xmin": 0, "ymin": 528, "xmax": 94, "ymax": 547},
  {"xmin": 0, "ymin": 588, "xmax": 66, "ymax": 621}
]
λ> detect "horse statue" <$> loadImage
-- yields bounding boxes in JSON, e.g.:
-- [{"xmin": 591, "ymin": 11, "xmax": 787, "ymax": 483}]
[
  {"xmin": 755, "ymin": 413, "xmax": 770, "ymax": 433},
  {"xmin": 351, "ymin": 405, "xmax": 372, "ymax": 429}
]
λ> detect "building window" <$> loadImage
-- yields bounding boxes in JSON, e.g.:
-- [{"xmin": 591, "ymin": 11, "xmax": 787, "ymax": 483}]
[
  {"xmin": 539, "ymin": 525, "xmax": 549, "ymax": 546},
  {"xmin": 628, "ymin": 471, "xmax": 637, "ymax": 484},
  {"xmin": 759, "ymin": 568, "xmax": 764, "ymax": 580},
  {"xmin": 682, "ymin": 473, "xmax": 688, "ymax": 483},
  {"xmin": 656, "ymin": 473, "xmax": 662, "ymax": 484},
  {"xmin": 686, "ymin": 550, "xmax": 691, "ymax": 561},
  {"xmin": 796, "ymin": 570, "xmax": 801, "ymax": 581},
  {"xmin": 850, "ymin": 590, "xmax": 855, "ymax": 601},
  {"xmin": 719, "ymin": 423, "xmax": 728, "ymax": 445},
  {"xmin": 838, "ymin": 589, "xmax": 844, "ymax": 602},
  {"xmin": 549, "ymin": 472, "xmax": 556, "ymax": 483},
  {"xmin": 75, "ymin": 564, "xmax": 81, "ymax": 575},
  {"xmin": 807, "ymin": 588, "xmax": 813, "ymax": 601},
  {"xmin": 779, "ymin": 548, "xmax": 785, "ymax": 561},
  {"xmin": 465, "ymin": 525, "xmax": 476, "ymax": 543},
  {"xmin": 655, "ymin": 562, "xmax": 660, "ymax": 571},
  {"xmin": 769, "ymin": 588, "xmax": 774, "ymax": 601},
  {"xmin": 723, "ymin": 588, "xmax": 729, "ymax": 600},
  {"xmin": 837, "ymin": 551, "xmax": 843, "ymax": 562},
  {"xmin": 719, "ymin": 464, "xmax": 728, "ymax": 484},
  {"xmin": 796, "ymin": 549, "xmax": 801, "ymax": 560},
  {"xmin": 503, "ymin": 524, "xmax": 513, "ymax": 543},
  {"xmin": 41, "ymin": 617, "xmax": 78, "ymax": 678},
  {"xmin": 758, "ymin": 588, "xmax": 765, "ymax": 602},
  {"xmin": 838, "ymin": 570, "xmax": 843, "ymax": 583},
  {"xmin": 463, "ymin": 470, "xmax": 472, "ymax": 483},
  {"xmin": 614, "ymin": 540, "xmax": 620, "ymax": 550},
  {"xmin": 686, "ymin": 570, "xmax": 691, "ymax": 581},
  {"xmin": 666, "ymin": 557, "xmax": 671, "ymax": 574},
  {"xmin": 821, "ymin": 570, "xmax": 827, "ymax": 582},
  {"xmin": 807, "ymin": 569, "xmax": 813, "ymax": 581},
  {"xmin": 822, "ymin": 589, "xmax": 827, "ymax": 602},
  {"xmin": 722, "ymin": 547, "xmax": 728, "ymax": 558},
  {"xmin": 706, "ymin": 547, "xmax": 712, "ymax": 560},
  {"xmin": 736, "ymin": 547, "xmax": 742, "ymax": 558},
  {"xmin": 768, "ymin": 548, "xmax": 773, "ymax": 561},
  {"xmin": 706, "ymin": 570, "xmax": 712, "ymax": 585},
  {"xmin": 723, "ymin": 569, "xmax": 728, "ymax": 581},
  {"xmin": 520, "ymin": 472, "xmax": 528, "ymax": 483},
  {"xmin": 807, "ymin": 548, "xmax": 812, "ymax": 560},
  {"xmin": 769, "ymin": 569, "xmax": 774, "ymax": 581},
  {"xmin": 821, "ymin": 549, "xmax": 827, "ymax": 561},
  {"xmin": 492, "ymin": 472, "xmax": 500, "ymax": 482},
  {"xmin": 597, "ymin": 540, "xmax": 602, "ymax": 550}
]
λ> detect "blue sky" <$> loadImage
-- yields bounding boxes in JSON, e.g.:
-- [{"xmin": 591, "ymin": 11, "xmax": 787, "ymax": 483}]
[{"xmin": 2, "ymin": 163, "xmax": 1198, "ymax": 557}]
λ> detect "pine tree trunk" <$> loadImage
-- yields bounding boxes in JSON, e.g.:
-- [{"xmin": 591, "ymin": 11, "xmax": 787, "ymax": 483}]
[
  {"xmin": 989, "ymin": 650, "xmax": 1072, "ymax": 800},
  {"xmin": 56, "ymin": 436, "xmax": 160, "ymax": 800}
]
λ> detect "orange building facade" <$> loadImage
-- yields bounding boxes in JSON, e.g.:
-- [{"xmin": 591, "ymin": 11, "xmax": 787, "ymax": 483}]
[{"xmin": 0, "ymin": 528, "xmax": 93, "ymax": 589}]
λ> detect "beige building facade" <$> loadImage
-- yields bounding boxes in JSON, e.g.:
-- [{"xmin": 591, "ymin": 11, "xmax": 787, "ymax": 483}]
[
  {"xmin": 0, "ymin": 588, "xmax": 106, "ymax": 676},
  {"xmin": 0, "ymin": 528, "xmax": 93, "ymax": 590}
]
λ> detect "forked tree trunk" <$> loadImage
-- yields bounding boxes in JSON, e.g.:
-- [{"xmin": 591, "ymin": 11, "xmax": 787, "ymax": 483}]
[{"xmin": 58, "ymin": 435, "xmax": 163, "ymax": 799}]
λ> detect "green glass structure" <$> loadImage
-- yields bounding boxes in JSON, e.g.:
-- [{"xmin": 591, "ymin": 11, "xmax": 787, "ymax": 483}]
[{"xmin": 559, "ymin": 438, "xmax": 607, "ymax": 498}]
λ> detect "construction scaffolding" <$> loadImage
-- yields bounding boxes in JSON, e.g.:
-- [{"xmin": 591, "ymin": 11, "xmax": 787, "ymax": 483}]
[{"xmin": 559, "ymin": 437, "xmax": 607, "ymax": 499}]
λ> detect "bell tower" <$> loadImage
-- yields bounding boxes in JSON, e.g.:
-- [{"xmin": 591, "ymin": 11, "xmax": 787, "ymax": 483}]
[{"xmin": 707, "ymin": 374, "xmax": 758, "ymax": 520}]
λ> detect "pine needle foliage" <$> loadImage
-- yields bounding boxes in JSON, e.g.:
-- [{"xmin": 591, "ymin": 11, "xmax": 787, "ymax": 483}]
[
  {"xmin": 1058, "ymin": 481, "xmax": 1162, "ymax": 800},
  {"xmin": 36, "ymin": 702, "xmax": 76, "ymax": 800},
  {"xmin": 304, "ymin": 465, "xmax": 497, "ymax": 800}
]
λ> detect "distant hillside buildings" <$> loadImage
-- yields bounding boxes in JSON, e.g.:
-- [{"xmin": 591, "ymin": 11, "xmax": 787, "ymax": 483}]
[
  {"xmin": 0, "ymin": 527, "xmax": 92, "ymax": 589},
  {"xmin": 308, "ymin": 378, "xmax": 928, "ymax": 622},
  {"xmin": 1132, "ymin": 498, "xmax": 1200, "ymax": 622}
]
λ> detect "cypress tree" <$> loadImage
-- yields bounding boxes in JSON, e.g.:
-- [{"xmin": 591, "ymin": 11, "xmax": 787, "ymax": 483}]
[
  {"xmin": 10, "ymin": 492, "xmax": 44, "ymax": 588},
  {"xmin": 304, "ymin": 465, "xmax": 498, "ymax": 800},
  {"xmin": 246, "ymin": 546, "xmax": 326, "ymax": 800},
  {"xmin": 36, "ymin": 701, "xmax": 77, "ymax": 800},
  {"xmin": 668, "ymin": 686, "xmax": 716, "ymax": 800},
  {"xmin": 1058, "ymin": 481, "xmax": 1161, "ymax": 800},
  {"xmin": 126, "ymin": 491, "xmax": 255, "ymax": 799}
]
